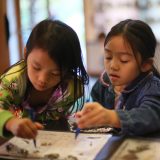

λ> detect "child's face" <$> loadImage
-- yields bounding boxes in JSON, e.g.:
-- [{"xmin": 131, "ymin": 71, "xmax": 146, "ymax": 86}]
[
  {"xmin": 104, "ymin": 35, "xmax": 141, "ymax": 87},
  {"xmin": 27, "ymin": 48, "xmax": 61, "ymax": 91}
]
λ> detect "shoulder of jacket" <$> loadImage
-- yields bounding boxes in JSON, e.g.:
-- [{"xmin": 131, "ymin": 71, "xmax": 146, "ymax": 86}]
[
  {"xmin": 141, "ymin": 75, "xmax": 160, "ymax": 95},
  {"xmin": 0, "ymin": 60, "xmax": 26, "ymax": 81}
]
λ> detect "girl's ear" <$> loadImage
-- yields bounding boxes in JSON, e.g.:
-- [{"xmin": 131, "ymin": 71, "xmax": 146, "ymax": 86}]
[
  {"xmin": 24, "ymin": 47, "xmax": 27, "ymax": 59},
  {"xmin": 141, "ymin": 58, "xmax": 153, "ymax": 72}
]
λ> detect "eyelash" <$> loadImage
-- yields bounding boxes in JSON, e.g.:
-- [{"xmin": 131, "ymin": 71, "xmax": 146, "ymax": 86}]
[
  {"xmin": 120, "ymin": 60, "xmax": 129, "ymax": 63},
  {"xmin": 32, "ymin": 65, "xmax": 60, "ymax": 76},
  {"xmin": 105, "ymin": 57, "xmax": 129, "ymax": 63},
  {"xmin": 33, "ymin": 66, "xmax": 40, "ymax": 70},
  {"xmin": 51, "ymin": 73, "xmax": 60, "ymax": 77},
  {"xmin": 105, "ymin": 56, "xmax": 112, "ymax": 60}
]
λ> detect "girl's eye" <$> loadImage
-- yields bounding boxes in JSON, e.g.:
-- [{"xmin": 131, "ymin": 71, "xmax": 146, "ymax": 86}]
[
  {"xmin": 33, "ymin": 66, "xmax": 40, "ymax": 70},
  {"xmin": 51, "ymin": 72, "xmax": 60, "ymax": 77},
  {"xmin": 120, "ymin": 56, "xmax": 130, "ymax": 63},
  {"xmin": 120, "ymin": 58, "xmax": 130, "ymax": 63},
  {"xmin": 105, "ymin": 56, "xmax": 112, "ymax": 60},
  {"xmin": 120, "ymin": 60, "xmax": 129, "ymax": 63}
]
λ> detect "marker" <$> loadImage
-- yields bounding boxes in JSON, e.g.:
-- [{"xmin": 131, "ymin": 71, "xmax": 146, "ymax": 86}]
[
  {"xmin": 75, "ymin": 127, "xmax": 80, "ymax": 139},
  {"xmin": 75, "ymin": 99, "xmax": 90, "ymax": 139}
]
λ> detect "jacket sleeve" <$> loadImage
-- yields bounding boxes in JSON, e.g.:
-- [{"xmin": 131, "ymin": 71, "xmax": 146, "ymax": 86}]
[
  {"xmin": 0, "ymin": 61, "xmax": 26, "ymax": 109},
  {"xmin": 0, "ymin": 80, "xmax": 17, "ymax": 137},
  {"xmin": 0, "ymin": 110, "xmax": 14, "ymax": 137},
  {"xmin": 117, "ymin": 80, "xmax": 160, "ymax": 136},
  {"xmin": 0, "ymin": 62, "xmax": 26, "ymax": 137}
]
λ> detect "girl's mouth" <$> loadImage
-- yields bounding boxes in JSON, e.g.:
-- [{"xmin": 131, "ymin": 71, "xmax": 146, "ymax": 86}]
[
  {"xmin": 36, "ymin": 84, "xmax": 47, "ymax": 90},
  {"xmin": 109, "ymin": 74, "xmax": 120, "ymax": 81}
]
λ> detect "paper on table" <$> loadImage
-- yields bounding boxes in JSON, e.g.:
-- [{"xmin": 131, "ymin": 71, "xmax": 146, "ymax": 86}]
[
  {"xmin": 0, "ymin": 130, "xmax": 112, "ymax": 160},
  {"xmin": 110, "ymin": 138, "xmax": 160, "ymax": 160}
]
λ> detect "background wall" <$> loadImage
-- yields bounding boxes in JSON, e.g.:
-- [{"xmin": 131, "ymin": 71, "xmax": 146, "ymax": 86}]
[
  {"xmin": 1, "ymin": 0, "xmax": 160, "ymax": 79},
  {"xmin": 85, "ymin": 0, "xmax": 160, "ymax": 77},
  {"xmin": 0, "ymin": 0, "xmax": 10, "ymax": 74}
]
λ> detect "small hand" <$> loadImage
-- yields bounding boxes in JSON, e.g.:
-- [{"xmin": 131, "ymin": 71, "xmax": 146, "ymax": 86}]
[
  {"xmin": 76, "ymin": 102, "xmax": 120, "ymax": 129},
  {"xmin": 76, "ymin": 102, "xmax": 107, "ymax": 128},
  {"xmin": 5, "ymin": 117, "xmax": 44, "ymax": 139}
]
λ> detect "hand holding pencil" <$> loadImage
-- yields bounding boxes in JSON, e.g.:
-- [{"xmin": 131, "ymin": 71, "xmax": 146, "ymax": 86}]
[
  {"xmin": 5, "ymin": 117, "xmax": 44, "ymax": 140},
  {"xmin": 76, "ymin": 102, "xmax": 121, "ymax": 129},
  {"xmin": 76, "ymin": 102, "xmax": 109, "ymax": 129}
]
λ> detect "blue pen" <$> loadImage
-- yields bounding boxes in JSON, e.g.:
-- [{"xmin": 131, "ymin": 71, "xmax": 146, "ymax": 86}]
[
  {"xmin": 75, "ymin": 98, "xmax": 90, "ymax": 139},
  {"xmin": 29, "ymin": 109, "xmax": 37, "ymax": 148},
  {"xmin": 75, "ymin": 127, "xmax": 80, "ymax": 139}
]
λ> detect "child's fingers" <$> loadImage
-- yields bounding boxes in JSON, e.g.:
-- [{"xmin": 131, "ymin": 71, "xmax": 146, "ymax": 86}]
[
  {"xmin": 18, "ymin": 120, "xmax": 38, "ymax": 138},
  {"xmin": 20, "ymin": 126, "xmax": 37, "ymax": 139},
  {"xmin": 81, "ymin": 102, "xmax": 94, "ymax": 114},
  {"xmin": 6, "ymin": 117, "xmax": 43, "ymax": 139},
  {"xmin": 34, "ymin": 122, "xmax": 44, "ymax": 130},
  {"xmin": 75, "ymin": 112, "xmax": 82, "ymax": 118},
  {"xmin": 14, "ymin": 125, "xmax": 35, "ymax": 139},
  {"xmin": 77, "ymin": 102, "xmax": 105, "ymax": 128}
]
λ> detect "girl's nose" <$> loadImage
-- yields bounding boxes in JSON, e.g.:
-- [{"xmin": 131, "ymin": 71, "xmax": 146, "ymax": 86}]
[
  {"xmin": 110, "ymin": 60, "xmax": 119, "ymax": 71},
  {"xmin": 38, "ymin": 73, "xmax": 48, "ymax": 84},
  {"xmin": 39, "ymin": 80, "xmax": 46, "ymax": 86}
]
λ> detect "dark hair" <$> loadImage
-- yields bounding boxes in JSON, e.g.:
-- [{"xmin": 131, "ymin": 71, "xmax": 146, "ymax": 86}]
[
  {"xmin": 26, "ymin": 19, "xmax": 89, "ymax": 111},
  {"xmin": 98, "ymin": 32, "xmax": 106, "ymax": 41},
  {"xmin": 104, "ymin": 19, "xmax": 160, "ymax": 77}
]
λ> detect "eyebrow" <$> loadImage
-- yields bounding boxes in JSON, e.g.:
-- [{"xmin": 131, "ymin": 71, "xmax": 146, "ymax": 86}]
[
  {"xmin": 104, "ymin": 48, "xmax": 132, "ymax": 56},
  {"xmin": 32, "ymin": 60, "xmax": 60, "ymax": 72},
  {"xmin": 32, "ymin": 60, "xmax": 40, "ymax": 66}
]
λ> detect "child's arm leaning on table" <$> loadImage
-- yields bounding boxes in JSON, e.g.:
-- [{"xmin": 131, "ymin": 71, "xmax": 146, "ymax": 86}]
[{"xmin": 0, "ymin": 108, "xmax": 43, "ymax": 139}]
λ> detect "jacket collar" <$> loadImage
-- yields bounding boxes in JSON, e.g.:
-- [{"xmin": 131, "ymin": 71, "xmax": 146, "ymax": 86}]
[
  {"xmin": 101, "ymin": 71, "xmax": 153, "ymax": 94},
  {"xmin": 122, "ymin": 71, "xmax": 153, "ymax": 93},
  {"xmin": 100, "ymin": 71, "xmax": 111, "ymax": 87}
]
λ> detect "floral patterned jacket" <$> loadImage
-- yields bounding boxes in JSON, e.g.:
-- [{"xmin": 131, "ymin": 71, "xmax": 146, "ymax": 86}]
[{"xmin": 0, "ymin": 60, "xmax": 83, "ymax": 137}]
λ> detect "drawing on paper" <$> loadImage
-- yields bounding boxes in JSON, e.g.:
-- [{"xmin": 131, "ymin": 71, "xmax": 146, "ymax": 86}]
[{"xmin": 0, "ymin": 130, "xmax": 111, "ymax": 160}]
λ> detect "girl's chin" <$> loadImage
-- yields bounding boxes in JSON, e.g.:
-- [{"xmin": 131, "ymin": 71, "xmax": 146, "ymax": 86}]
[
  {"xmin": 111, "ymin": 82, "xmax": 124, "ymax": 86},
  {"xmin": 34, "ymin": 85, "xmax": 47, "ymax": 91}
]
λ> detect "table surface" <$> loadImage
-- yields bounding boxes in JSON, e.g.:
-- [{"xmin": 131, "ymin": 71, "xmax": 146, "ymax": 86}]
[
  {"xmin": 96, "ymin": 132, "xmax": 160, "ymax": 160},
  {"xmin": 1, "ymin": 132, "xmax": 160, "ymax": 160},
  {"xmin": 0, "ymin": 131, "xmax": 120, "ymax": 160}
]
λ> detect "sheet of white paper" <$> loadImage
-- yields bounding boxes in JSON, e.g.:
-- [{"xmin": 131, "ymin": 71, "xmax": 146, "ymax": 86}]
[
  {"xmin": 0, "ymin": 130, "xmax": 112, "ymax": 160},
  {"xmin": 110, "ymin": 138, "xmax": 160, "ymax": 160}
]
